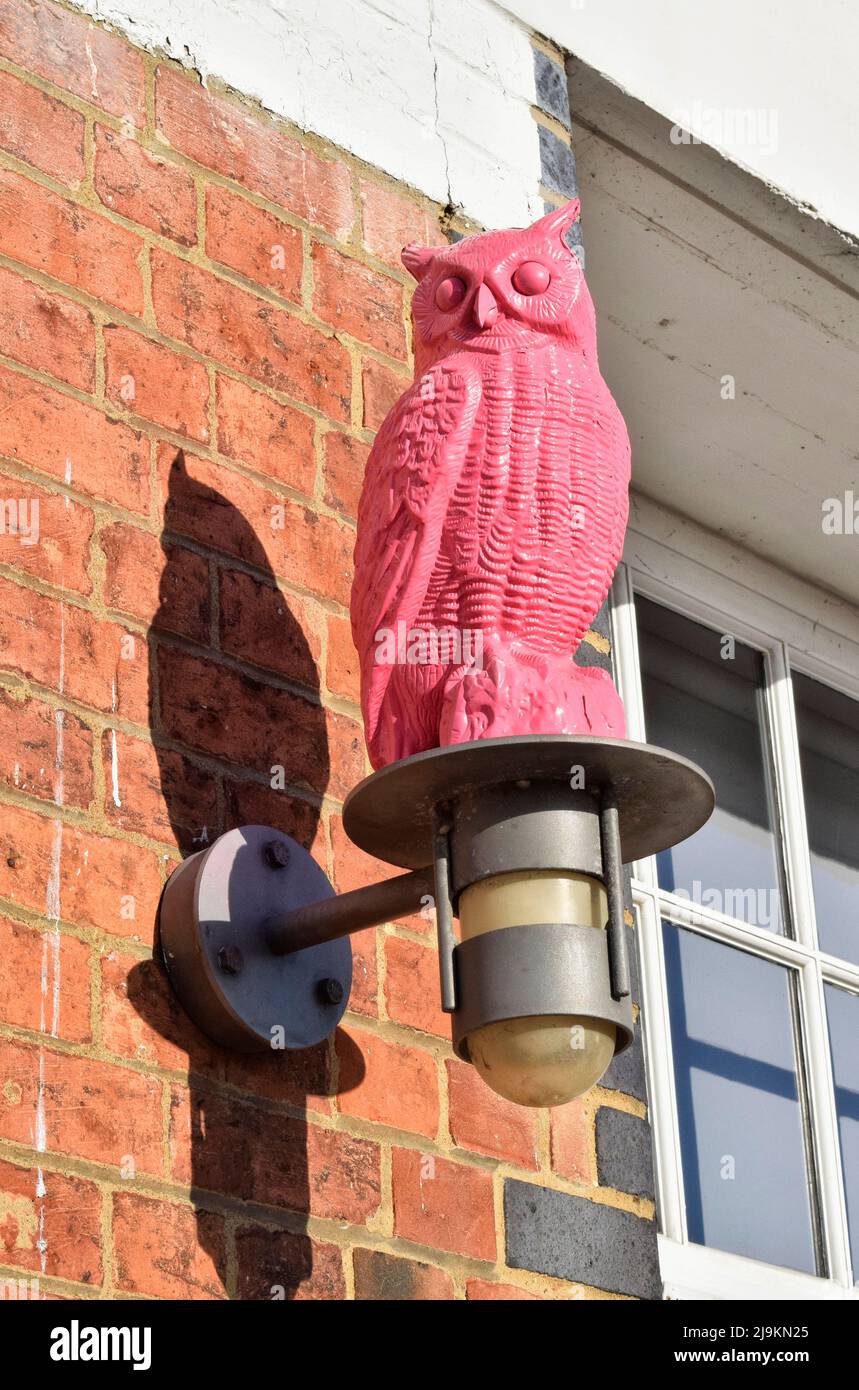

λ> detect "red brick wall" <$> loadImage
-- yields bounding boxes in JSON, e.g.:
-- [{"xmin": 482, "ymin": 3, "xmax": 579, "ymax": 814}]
[{"xmin": 0, "ymin": 0, "xmax": 651, "ymax": 1300}]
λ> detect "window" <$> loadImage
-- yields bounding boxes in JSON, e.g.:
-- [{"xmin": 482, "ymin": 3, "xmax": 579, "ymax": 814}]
[{"xmin": 612, "ymin": 543, "xmax": 859, "ymax": 1300}]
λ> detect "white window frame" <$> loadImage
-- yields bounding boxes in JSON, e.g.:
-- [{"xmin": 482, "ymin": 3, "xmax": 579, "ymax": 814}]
[{"xmin": 612, "ymin": 506, "xmax": 859, "ymax": 1301}]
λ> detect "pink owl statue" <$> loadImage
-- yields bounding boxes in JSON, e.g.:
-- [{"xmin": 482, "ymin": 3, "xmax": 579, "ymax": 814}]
[{"xmin": 351, "ymin": 198, "xmax": 631, "ymax": 770}]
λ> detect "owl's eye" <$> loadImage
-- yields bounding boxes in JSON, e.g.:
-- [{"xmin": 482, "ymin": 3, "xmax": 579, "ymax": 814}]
[
  {"xmin": 435, "ymin": 276, "xmax": 467, "ymax": 312},
  {"xmin": 512, "ymin": 261, "xmax": 551, "ymax": 295}
]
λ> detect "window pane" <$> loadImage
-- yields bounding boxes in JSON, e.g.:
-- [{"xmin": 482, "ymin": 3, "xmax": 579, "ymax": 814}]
[
  {"xmin": 825, "ymin": 985, "xmax": 859, "ymax": 1279},
  {"xmin": 793, "ymin": 672, "xmax": 859, "ymax": 963},
  {"xmin": 663, "ymin": 924, "xmax": 817, "ymax": 1272},
  {"xmin": 637, "ymin": 597, "xmax": 784, "ymax": 932}
]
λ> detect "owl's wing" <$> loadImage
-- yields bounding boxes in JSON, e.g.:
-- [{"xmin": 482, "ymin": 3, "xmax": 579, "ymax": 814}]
[
  {"xmin": 564, "ymin": 376, "xmax": 631, "ymax": 644},
  {"xmin": 351, "ymin": 360, "xmax": 481, "ymax": 750}
]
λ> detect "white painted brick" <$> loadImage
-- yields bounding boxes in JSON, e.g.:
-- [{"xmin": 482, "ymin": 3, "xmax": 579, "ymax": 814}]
[
  {"xmin": 435, "ymin": 52, "xmax": 537, "ymax": 175},
  {"xmin": 362, "ymin": 0, "xmax": 430, "ymax": 35},
  {"xmin": 76, "ymin": 0, "xmax": 545, "ymax": 227},
  {"xmin": 281, "ymin": 0, "xmax": 449, "ymax": 196},
  {"xmin": 431, "ymin": 0, "xmax": 535, "ymax": 102},
  {"xmin": 444, "ymin": 128, "xmax": 544, "ymax": 228}
]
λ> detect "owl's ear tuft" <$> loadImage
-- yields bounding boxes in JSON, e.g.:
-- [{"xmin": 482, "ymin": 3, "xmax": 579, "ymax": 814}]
[
  {"xmin": 401, "ymin": 244, "xmax": 436, "ymax": 280},
  {"xmin": 529, "ymin": 199, "xmax": 581, "ymax": 242}
]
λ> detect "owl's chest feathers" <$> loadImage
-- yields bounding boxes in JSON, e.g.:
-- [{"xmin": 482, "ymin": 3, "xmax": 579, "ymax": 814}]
[{"xmin": 442, "ymin": 346, "xmax": 591, "ymax": 570}]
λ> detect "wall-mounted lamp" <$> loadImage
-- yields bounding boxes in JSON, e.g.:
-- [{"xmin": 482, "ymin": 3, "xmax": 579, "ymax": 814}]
[
  {"xmin": 159, "ymin": 733, "xmax": 713, "ymax": 1108},
  {"xmin": 161, "ymin": 203, "xmax": 715, "ymax": 1107}
]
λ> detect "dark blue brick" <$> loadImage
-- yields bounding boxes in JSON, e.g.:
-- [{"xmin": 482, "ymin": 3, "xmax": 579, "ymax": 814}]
[
  {"xmin": 601, "ymin": 1026, "xmax": 648, "ymax": 1103},
  {"xmin": 596, "ymin": 1106, "xmax": 655, "ymax": 1200},
  {"xmin": 533, "ymin": 49, "xmax": 571, "ymax": 129},
  {"xmin": 538, "ymin": 124, "xmax": 578, "ymax": 198},
  {"xmin": 574, "ymin": 636, "xmax": 612, "ymax": 673},
  {"xmin": 505, "ymin": 1179, "xmax": 661, "ymax": 1299},
  {"xmin": 589, "ymin": 597, "xmax": 612, "ymax": 642}
]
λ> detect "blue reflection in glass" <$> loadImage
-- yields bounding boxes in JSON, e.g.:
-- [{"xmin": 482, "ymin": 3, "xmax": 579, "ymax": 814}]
[
  {"xmin": 825, "ymin": 985, "xmax": 859, "ymax": 1280},
  {"xmin": 794, "ymin": 672, "xmax": 859, "ymax": 964},
  {"xmin": 637, "ymin": 598, "xmax": 784, "ymax": 932},
  {"xmin": 664, "ymin": 924, "xmax": 817, "ymax": 1272}
]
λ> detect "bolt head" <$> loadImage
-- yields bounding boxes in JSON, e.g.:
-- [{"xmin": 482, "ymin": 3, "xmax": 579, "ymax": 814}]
[
  {"xmin": 317, "ymin": 977, "xmax": 344, "ymax": 1006},
  {"xmin": 264, "ymin": 839, "xmax": 290, "ymax": 869},
  {"xmin": 217, "ymin": 944, "xmax": 244, "ymax": 975}
]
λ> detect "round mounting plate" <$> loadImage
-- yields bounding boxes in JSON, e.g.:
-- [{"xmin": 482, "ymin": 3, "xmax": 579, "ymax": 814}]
[
  {"xmin": 159, "ymin": 825, "xmax": 351, "ymax": 1052},
  {"xmin": 343, "ymin": 735, "xmax": 714, "ymax": 870}
]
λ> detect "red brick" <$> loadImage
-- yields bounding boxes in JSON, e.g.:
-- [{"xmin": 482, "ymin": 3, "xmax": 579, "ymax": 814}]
[
  {"xmin": 0, "ymin": 470, "xmax": 94, "ymax": 595},
  {"xmin": 0, "ymin": 579, "xmax": 148, "ymax": 723},
  {"xmin": 325, "ymin": 611, "xmax": 360, "ymax": 703},
  {"xmin": 0, "ymin": 69, "xmax": 85, "ymax": 185},
  {"xmin": 0, "ymin": 167, "xmax": 144, "ymax": 315},
  {"xmin": 101, "ymin": 523, "xmax": 211, "ymax": 641},
  {"xmin": 236, "ymin": 1228, "xmax": 345, "ymax": 1300},
  {"xmin": 104, "ymin": 326, "xmax": 210, "ymax": 441},
  {"xmin": 304, "ymin": 1123, "xmax": 379, "ymax": 1222},
  {"xmin": 157, "ymin": 644, "xmax": 332, "ymax": 791},
  {"xmin": 220, "ymin": 1042, "xmax": 332, "ymax": 1116},
  {"xmin": 385, "ymin": 936, "xmax": 450, "ymax": 1038},
  {"xmin": 353, "ymin": 1247, "xmax": 454, "ymax": 1300},
  {"xmin": 216, "ymin": 374, "xmax": 315, "ymax": 496},
  {"xmin": 169, "ymin": 1086, "xmax": 381, "ymax": 1222},
  {"xmin": 322, "ymin": 430, "xmax": 368, "ymax": 519},
  {"xmin": 467, "ymin": 1279, "xmax": 542, "ymax": 1301},
  {"xmin": 157, "ymin": 638, "xmax": 363, "ymax": 800},
  {"xmin": 113, "ymin": 1192, "xmax": 226, "ymax": 1299},
  {"xmin": 0, "ymin": 803, "xmax": 163, "ymax": 944},
  {"xmin": 0, "ymin": 363, "xmax": 149, "ymax": 514},
  {"xmin": 158, "ymin": 445, "xmax": 353, "ymax": 605},
  {"xmin": 330, "ymin": 815, "xmax": 428, "ymax": 936},
  {"xmin": 349, "ymin": 926, "xmax": 379, "ymax": 1019},
  {"xmin": 0, "ymin": 914, "xmax": 91, "ymax": 1043},
  {"xmin": 326, "ymin": 708, "xmax": 366, "ymax": 801},
  {"xmin": 336, "ymin": 1026, "xmax": 439, "ymax": 1138},
  {"xmin": 102, "ymin": 730, "xmax": 217, "ymax": 851},
  {"xmin": 151, "ymin": 249, "xmax": 350, "ymax": 420},
  {"xmin": 362, "ymin": 356, "xmax": 408, "ymax": 430},
  {"xmin": 0, "ymin": 690, "xmax": 92, "ymax": 809},
  {"xmin": 219, "ymin": 569, "xmax": 321, "ymax": 685},
  {"xmin": 392, "ymin": 1147, "xmax": 496, "ymax": 1261},
  {"xmin": 0, "ymin": 264, "xmax": 94, "ymax": 391},
  {"xmin": 446, "ymin": 1058, "xmax": 539, "ymax": 1169},
  {"xmin": 94, "ymin": 125, "xmax": 196, "ymax": 245},
  {"xmin": 101, "ymin": 945, "xmax": 219, "ymax": 1075},
  {"xmin": 549, "ymin": 1099, "xmax": 593, "ymax": 1184},
  {"xmin": 156, "ymin": 66, "xmax": 353, "ymax": 238},
  {"xmin": 0, "ymin": 1158, "xmax": 101, "ymax": 1286},
  {"xmin": 0, "ymin": 1038, "xmax": 163, "ymax": 1174},
  {"xmin": 224, "ymin": 781, "xmax": 327, "ymax": 867},
  {"xmin": 313, "ymin": 243, "xmax": 407, "ymax": 358},
  {"xmin": 206, "ymin": 185, "xmax": 302, "ymax": 302},
  {"xmin": 0, "ymin": 0, "xmax": 145, "ymax": 123},
  {"xmin": 360, "ymin": 180, "xmax": 441, "ymax": 267},
  {"xmin": 330, "ymin": 814, "xmax": 395, "ymax": 895}
]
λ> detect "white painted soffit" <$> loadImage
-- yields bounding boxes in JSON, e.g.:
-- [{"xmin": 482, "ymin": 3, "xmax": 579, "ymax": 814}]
[{"xmin": 570, "ymin": 54, "xmax": 859, "ymax": 608}]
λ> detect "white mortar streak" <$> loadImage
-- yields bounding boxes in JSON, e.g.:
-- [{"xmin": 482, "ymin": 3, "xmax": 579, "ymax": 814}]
[
  {"xmin": 110, "ymin": 728, "xmax": 122, "ymax": 808},
  {"xmin": 36, "ymin": 582, "xmax": 67, "ymax": 1272}
]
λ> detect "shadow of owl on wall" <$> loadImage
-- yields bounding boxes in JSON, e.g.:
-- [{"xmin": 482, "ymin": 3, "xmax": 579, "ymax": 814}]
[{"xmin": 351, "ymin": 198, "xmax": 631, "ymax": 769}]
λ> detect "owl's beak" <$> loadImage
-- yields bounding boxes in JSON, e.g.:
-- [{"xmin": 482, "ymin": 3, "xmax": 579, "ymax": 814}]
[{"xmin": 473, "ymin": 284, "xmax": 499, "ymax": 330}]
